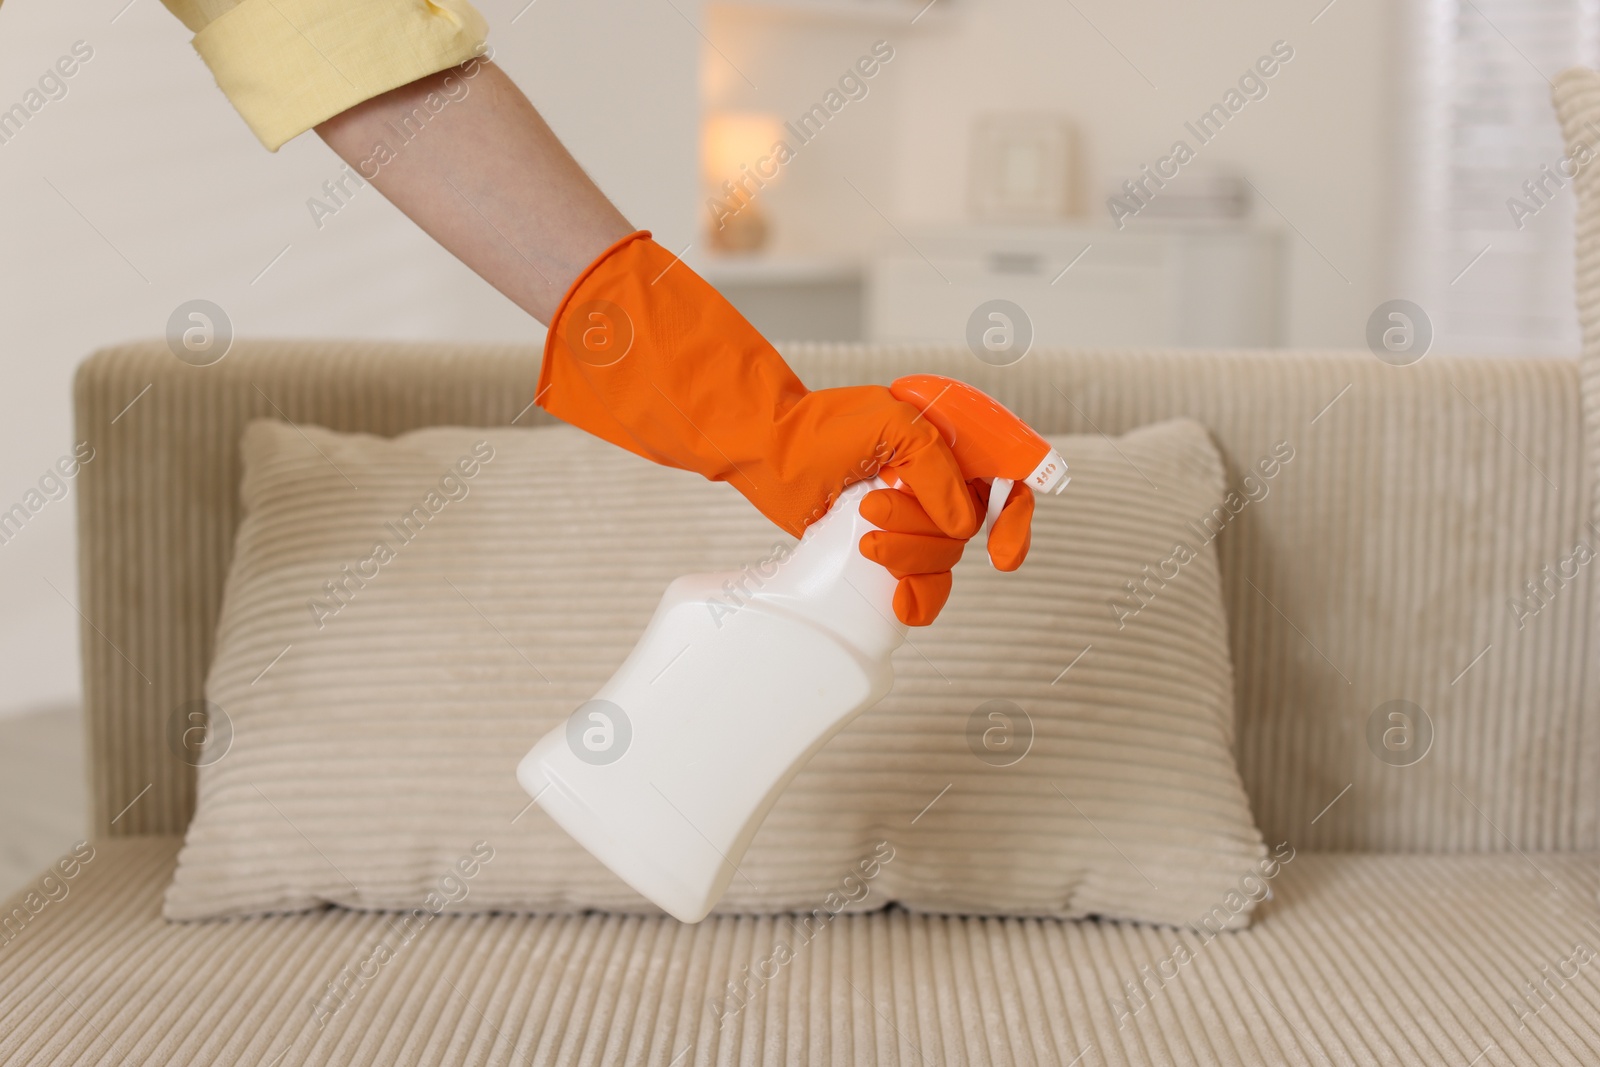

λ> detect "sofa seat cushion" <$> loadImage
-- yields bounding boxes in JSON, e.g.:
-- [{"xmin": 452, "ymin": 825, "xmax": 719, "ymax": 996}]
[{"xmin": 3, "ymin": 839, "xmax": 1598, "ymax": 1066}]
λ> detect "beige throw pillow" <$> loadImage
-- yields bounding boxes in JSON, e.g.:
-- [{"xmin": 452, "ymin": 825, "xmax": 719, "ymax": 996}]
[{"xmin": 165, "ymin": 418, "xmax": 1268, "ymax": 927}]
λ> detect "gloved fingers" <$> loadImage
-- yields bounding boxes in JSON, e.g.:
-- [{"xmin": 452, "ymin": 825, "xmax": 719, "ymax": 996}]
[
  {"xmin": 879, "ymin": 426, "xmax": 980, "ymax": 540},
  {"xmin": 892, "ymin": 571, "xmax": 954, "ymax": 627},
  {"xmin": 865, "ymin": 479, "xmax": 1033, "ymax": 572},
  {"xmin": 987, "ymin": 482, "xmax": 1036, "ymax": 572},
  {"xmin": 860, "ymin": 485, "xmax": 982, "ymax": 537},
  {"xmin": 859, "ymin": 529, "xmax": 966, "ymax": 579}
]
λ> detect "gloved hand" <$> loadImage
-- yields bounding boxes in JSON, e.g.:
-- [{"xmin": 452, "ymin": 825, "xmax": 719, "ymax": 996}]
[
  {"xmin": 859, "ymin": 479, "xmax": 1036, "ymax": 625},
  {"xmin": 537, "ymin": 230, "xmax": 1033, "ymax": 625}
]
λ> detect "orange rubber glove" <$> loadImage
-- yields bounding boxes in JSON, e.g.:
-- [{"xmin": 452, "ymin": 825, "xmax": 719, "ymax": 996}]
[
  {"xmin": 536, "ymin": 230, "xmax": 1032, "ymax": 625},
  {"xmin": 859, "ymin": 479, "xmax": 1036, "ymax": 624}
]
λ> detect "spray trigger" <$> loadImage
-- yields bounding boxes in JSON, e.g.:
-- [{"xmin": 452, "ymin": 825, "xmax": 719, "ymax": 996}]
[{"xmin": 982, "ymin": 477, "xmax": 1012, "ymax": 548}]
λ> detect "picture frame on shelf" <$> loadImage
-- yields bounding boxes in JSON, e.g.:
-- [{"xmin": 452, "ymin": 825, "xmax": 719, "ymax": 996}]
[{"xmin": 968, "ymin": 114, "xmax": 1080, "ymax": 222}]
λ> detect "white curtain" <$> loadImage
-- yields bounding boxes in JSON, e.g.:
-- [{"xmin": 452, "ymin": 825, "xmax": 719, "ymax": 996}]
[{"xmin": 1396, "ymin": 0, "xmax": 1600, "ymax": 355}]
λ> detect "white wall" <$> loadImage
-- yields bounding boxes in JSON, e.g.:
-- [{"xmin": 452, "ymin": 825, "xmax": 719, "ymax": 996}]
[{"xmin": 0, "ymin": 0, "xmax": 699, "ymax": 718}]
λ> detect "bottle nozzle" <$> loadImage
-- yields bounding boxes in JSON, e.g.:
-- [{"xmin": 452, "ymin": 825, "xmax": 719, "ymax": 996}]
[
  {"xmin": 1026, "ymin": 448, "xmax": 1070, "ymax": 496},
  {"xmin": 889, "ymin": 374, "xmax": 1068, "ymax": 489}
]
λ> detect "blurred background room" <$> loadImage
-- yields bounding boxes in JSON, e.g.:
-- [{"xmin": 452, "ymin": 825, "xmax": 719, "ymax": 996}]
[{"xmin": 0, "ymin": 0, "xmax": 1590, "ymax": 893}]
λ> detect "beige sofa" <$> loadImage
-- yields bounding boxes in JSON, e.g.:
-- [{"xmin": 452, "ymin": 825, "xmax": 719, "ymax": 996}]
[{"xmin": 1, "ymin": 337, "xmax": 1597, "ymax": 1065}]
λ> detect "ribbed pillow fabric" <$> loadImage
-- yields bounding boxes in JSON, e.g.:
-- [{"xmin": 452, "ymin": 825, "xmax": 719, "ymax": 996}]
[{"xmin": 165, "ymin": 417, "xmax": 1267, "ymax": 923}]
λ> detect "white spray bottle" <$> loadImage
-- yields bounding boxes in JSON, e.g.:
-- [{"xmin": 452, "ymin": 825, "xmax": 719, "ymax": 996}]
[{"xmin": 517, "ymin": 374, "xmax": 1069, "ymax": 922}]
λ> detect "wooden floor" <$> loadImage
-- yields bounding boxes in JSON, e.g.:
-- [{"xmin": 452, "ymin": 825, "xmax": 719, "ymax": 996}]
[{"xmin": 0, "ymin": 704, "xmax": 87, "ymax": 900}]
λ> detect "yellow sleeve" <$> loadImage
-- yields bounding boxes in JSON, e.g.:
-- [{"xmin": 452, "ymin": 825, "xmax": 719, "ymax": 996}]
[{"xmin": 160, "ymin": 0, "xmax": 489, "ymax": 151}]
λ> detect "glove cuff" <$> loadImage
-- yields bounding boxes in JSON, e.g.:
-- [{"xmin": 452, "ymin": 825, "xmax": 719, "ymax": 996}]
[{"xmin": 535, "ymin": 231, "xmax": 812, "ymax": 525}]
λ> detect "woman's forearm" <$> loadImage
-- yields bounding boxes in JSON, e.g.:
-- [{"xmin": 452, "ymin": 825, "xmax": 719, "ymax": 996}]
[{"xmin": 315, "ymin": 59, "xmax": 634, "ymax": 324}]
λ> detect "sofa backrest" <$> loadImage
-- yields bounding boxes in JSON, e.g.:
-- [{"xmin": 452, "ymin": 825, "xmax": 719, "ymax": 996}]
[{"xmin": 74, "ymin": 340, "xmax": 1596, "ymax": 852}]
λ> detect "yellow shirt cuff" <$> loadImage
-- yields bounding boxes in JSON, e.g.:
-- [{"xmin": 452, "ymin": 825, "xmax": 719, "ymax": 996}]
[{"xmin": 186, "ymin": 0, "xmax": 490, "ymax": 151}]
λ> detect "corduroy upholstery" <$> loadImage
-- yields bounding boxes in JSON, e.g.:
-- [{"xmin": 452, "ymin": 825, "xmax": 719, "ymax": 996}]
[
  {"xmin": 1, "ymin": 334, "xmax": 1593, "ymax": 1065},
  {"xmin": 2, "ymin": 838, "xmax": 1597, "ymax": 1066},
  {"xmin": 71, "ymin": 340, "xmax": 1595, "ymax": 852},
  {"xmin": 1554, "ymin": 69, "xmax": 1600, "ymax": 547}
]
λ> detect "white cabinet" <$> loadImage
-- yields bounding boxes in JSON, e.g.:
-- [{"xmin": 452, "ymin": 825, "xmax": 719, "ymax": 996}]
[
  {"xmin": 701, "ymin": 257, "xmax": 864, "ymax": 342},
  {"xmin": 868, "ymin": 224, "xmax": 1285, "ymax": 348}
]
